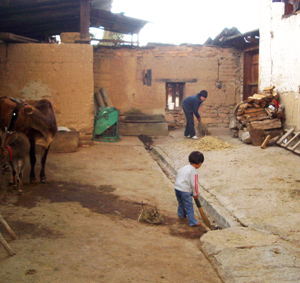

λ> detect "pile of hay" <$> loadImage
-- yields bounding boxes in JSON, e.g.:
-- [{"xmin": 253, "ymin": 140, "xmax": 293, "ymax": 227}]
[
  {"xmin": 195, "ymin": 136, "xmax": 233, "ymax": 151},
  {"xmin": 138, "ymin": 205, "xmax": 163, "ymax": 225}
]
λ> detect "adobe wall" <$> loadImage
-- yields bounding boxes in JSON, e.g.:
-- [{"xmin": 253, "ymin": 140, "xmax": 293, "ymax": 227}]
[
  {"xmin": 0, "ymin": 43, "xmax": 94, "ymax": 141},
  {"xmin": 94, "ymin": 44, "xmax": 242, "ymax": 127},
  {"xmin": 259, "ymin": 0, "xmax": 300, "ymax": 130}
]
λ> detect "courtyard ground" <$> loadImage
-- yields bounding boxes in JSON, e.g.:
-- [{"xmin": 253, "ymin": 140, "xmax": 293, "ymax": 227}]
[
  {"xmin": 1, "ymin": 126, "xmax": 300, "ymax": 282},
  {"xmin": 0, "ymin": 135, "xmax": 221, "ymax": 283}
]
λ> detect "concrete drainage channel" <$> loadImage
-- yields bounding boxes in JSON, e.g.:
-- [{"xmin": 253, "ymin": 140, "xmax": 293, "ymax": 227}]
[{"xmin": 147, "ymin": 143, "xmax": 243, "ymax": 230}]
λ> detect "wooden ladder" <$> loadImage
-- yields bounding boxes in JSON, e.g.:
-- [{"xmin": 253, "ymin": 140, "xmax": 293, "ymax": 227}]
[
  {"xmin": 276, "ymin": 128, "xmax": 300, "ymax": 155},
  {"xmin": 0, "ymin": 214, "xmax": 17, "ymax": 256}
]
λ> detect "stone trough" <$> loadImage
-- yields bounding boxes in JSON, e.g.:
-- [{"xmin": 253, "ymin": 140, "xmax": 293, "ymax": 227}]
[{"xmin": 118, "ymin": 114, "xmax": 169, "ymax": 136}]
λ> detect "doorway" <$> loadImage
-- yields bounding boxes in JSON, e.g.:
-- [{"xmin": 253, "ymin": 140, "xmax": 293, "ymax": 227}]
[{"xmin": 243, "ymin": 49, "xmax": 259, "ymax": 100}]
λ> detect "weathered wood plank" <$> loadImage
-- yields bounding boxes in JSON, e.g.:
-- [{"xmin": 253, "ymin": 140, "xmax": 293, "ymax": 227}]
[
  {"xmin": 276, "ymin": 128, "xmax": 295, "ymax": 144},
  {"xmin": 80, "ymin": 0, "xmax": 90, "ymax": 41},
  {"xmin": 249, "ymin": 119, "xmax": 282, "ymax": 130}
]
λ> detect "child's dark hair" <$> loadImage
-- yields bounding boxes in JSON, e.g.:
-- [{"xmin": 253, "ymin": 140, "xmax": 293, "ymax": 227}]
[{"xmin": 189, "ymin": 151, "xmax": 204, "ymax": 164}]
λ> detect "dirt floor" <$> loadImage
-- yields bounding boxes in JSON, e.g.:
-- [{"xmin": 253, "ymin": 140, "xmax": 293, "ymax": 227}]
[{"xmin": 0, "ymin": 136, "xmax": 222, "ymax": 283}]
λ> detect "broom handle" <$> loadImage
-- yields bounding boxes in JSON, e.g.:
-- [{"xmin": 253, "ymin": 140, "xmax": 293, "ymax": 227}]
[{"xmin": 194, "ymin": 198, "xmax": 202, "ymax": 208}]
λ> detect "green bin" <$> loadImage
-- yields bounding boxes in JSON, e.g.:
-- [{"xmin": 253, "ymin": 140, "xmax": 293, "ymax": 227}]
[{"xmin": 93, "ymin": 107, "xmax": 119, "ymax": 142}]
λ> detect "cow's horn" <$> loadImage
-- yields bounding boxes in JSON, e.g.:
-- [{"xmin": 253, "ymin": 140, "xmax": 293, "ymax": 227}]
[{"xmin": 9, "ymin": 97, "xmax": 25, "ymax": 104}]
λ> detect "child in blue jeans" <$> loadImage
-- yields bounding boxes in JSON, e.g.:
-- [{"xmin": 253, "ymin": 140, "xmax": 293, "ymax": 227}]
[{"xmin": 174, "ymin": 151, "xmax": 204, "ymax": 227}]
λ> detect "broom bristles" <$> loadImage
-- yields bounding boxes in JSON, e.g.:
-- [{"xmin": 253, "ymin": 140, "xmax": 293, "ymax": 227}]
[{"xmin": 197, "ymin": 122, "xmax": 209, "ymax": 136}]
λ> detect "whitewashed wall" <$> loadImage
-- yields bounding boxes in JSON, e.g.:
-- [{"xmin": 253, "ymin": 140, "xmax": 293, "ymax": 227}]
[{"xmin": 259, "ymin": 0, "xmax": 300, "ymax": 129}]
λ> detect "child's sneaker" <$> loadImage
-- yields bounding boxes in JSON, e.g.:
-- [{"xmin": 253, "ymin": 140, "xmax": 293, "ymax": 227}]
[
  {"xmin": 191, "ymin": 135, "xmax": 199, "ymax": 140},
  {"xmin": 191, "ymin": 223, "xmax": 201, "ymax": 227}
]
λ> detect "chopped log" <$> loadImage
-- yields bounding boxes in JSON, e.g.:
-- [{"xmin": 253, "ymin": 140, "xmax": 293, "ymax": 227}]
[
  {"xmin": 268, "ymin": 135, "xmax": 281, "ymax": 146},
  {"xmin": 263, "ymin": 85, "xmax": 275, "ymax": 93},
  {"xmin": 272, "ymin": 91, "xmax": 279, "ymax": 100},
  {"xmin": 248, "ymin": 94, "xmax": 268, "ymax": 101},
  {"xmin": 248, "ymin": 118, "xmax": 282, "ymax": 131},
  {"xmin": 244, "ymin": 108, "xmax": 265, "ymax": 114},
  {"xmin": 249, "ymin": 129, "xmax": 265, "ymax": 146},
  {"xmin": 264, "ymin": 107, "xmax": 274, "ymax": 118},
  {"xmin": 253, "ymin": 103, "xmax": 262, "ymax": 108},
  {"xmin": 261, "ymin": 135, "xmax": 271, "ymax": 149},
  {"xmin": 246, "ymin": 114, "xmax": 270, "ymax": 122}
]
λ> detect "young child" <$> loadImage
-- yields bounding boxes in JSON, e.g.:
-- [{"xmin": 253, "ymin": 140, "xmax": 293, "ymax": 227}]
[{"xmin": 174, "ymin": 151, "xmax": 204, "ymax": 227}]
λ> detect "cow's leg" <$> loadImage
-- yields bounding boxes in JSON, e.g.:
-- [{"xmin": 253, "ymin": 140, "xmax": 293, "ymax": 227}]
[
  {"xmin": 29, "ymin": 140, "xmax": 37, "ymax": 183},
  {"xmin": 17, "ymin": 169, "xmax": 23, "ymax": 195},
  {"xmin": 40, "ymin": 145, "xmax": 50, "ymax": 183},
  {"xmin": 8, "ymin": 163, "xmax": 15, "ymax": 186}
]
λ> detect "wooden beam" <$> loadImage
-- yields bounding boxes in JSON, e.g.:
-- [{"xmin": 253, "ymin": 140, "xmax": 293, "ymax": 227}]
[
  {"xmin": 155, "ymin": 78, "xmax": 197, "ymax": 83},
  {"xmin": 80, "ymin": 0, "xmax": 90, "ymax": 41},
  {"xmin": 0, "ymin": 32, "xmax": 39, "ymax": 43}
]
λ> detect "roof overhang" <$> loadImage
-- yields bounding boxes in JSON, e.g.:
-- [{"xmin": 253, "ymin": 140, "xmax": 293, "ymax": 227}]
[
  {"xmin": 0, "ymin": 0, "xmax": 148, "ymax": 42},
  {"xmin": 91, "ymin": 9, "xmax": 149, "ymax": 35}
]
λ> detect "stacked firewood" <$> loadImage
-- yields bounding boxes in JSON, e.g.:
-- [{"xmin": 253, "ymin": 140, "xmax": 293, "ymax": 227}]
[{"xmin": 230, "ymin": 86, "xmax": 285, "ymax": 146}]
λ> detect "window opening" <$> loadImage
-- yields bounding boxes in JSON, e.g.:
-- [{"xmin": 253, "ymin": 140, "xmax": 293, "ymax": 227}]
[{"xmin": 166, "ymin": 82, "xmax": 185, "ymax": 109}]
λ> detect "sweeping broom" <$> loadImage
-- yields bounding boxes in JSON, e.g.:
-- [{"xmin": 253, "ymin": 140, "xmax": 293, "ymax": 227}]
[
  {"xmin": 197, "ymin": 120, "xmax": 209, "ymax": 137},
  {"xmin": 194, "ymin": 198, "xmax": 212, "ymax": 230}
]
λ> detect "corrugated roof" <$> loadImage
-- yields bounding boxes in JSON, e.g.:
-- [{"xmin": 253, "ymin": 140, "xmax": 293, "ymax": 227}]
[{"xmin": 0, "ymin": 0, "xmax": 148, "ymax": 42}]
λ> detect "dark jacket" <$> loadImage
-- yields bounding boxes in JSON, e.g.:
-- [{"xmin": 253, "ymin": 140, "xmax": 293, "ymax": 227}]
[{"xmin": 182, "ymin": 94, "xmax": 203, "ymax": 119}]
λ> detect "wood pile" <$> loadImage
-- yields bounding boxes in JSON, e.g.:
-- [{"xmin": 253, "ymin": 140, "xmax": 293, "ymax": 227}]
[{"xmin": 230, "ymin": 86, "xmax": 285, "ymax": 146}]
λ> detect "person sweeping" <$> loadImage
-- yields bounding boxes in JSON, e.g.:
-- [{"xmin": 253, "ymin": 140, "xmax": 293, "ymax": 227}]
[
  {"xmin": 174, "ymin": 151, "xmax": 204, "ymax": 227},
  {"xmin": 182, "ymin": 90, "xmax": 208, "ymax": 139}
]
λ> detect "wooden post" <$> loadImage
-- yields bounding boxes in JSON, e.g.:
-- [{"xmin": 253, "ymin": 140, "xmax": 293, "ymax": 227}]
[
  {"xmin": 94, "ymin": 92, "xmax": 105, "ymax": 108},
  {"xmin": 100, "ymin": 88, "xmax": 114, "ymax": 107},
  {"xmin": 80, "ymin": 0, "xmax": 90, "ymax": 41}
]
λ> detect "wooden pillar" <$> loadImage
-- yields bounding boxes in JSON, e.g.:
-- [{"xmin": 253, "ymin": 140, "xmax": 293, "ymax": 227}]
[{"xmin": 80, "ymin": 0, "xmax": 90, "ymax": 41}]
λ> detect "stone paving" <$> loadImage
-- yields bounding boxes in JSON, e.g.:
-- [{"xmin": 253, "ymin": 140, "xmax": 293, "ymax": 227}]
[{"xmin": 152, "ymin": 127, "xmax": 300, "ymax": 283}]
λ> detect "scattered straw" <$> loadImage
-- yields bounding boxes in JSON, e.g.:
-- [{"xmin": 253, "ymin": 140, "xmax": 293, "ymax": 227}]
[{"xmin": 195, "ymin": 136, "xmax": 233, "ymax": 151}]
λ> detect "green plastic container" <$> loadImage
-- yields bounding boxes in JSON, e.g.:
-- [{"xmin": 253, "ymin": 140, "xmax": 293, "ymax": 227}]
[{"xmin": 93, "ymin": 107, "xmax": 119, "ymax": 142}]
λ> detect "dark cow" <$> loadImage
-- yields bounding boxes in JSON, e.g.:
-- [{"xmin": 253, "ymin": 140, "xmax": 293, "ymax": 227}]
[{"xmin": 0, "ymin": 96, "xmax": 57, "ymax": 183}]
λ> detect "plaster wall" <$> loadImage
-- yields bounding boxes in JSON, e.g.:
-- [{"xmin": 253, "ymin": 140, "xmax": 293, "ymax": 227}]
[
  {"xmin": 259, "ymin": 0, "xmax": 300, "ymax": 129},
  {"xmin": 0, "ymin": 43, "xmax": 94, "ymax": 140},
  {"xmin": 94, "ymin": 45, "xmax": 242, "ymax": 127}
]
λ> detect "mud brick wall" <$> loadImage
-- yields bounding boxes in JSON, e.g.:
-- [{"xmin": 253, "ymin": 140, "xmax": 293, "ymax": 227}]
[
  {"xmin": 94, "ymin": 44, "xmax": 242, "ymax": 127},
  {"xmin": 0, "ymin": 43, "xmax": 94, "ymax": 141}
]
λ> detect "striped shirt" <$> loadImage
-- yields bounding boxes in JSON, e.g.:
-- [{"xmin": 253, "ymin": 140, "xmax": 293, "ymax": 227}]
[{"xmin": 174, "ymin": 164, "xmax": 199, "ymax": 197}]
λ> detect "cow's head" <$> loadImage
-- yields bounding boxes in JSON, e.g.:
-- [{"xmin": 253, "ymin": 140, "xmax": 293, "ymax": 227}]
[{"xmin": 8, "ymin": 103, "xmax": 33, "ymax": 131}]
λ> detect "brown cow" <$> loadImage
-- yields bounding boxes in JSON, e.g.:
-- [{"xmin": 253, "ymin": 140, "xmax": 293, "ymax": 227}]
[
  {"xmin": 0, "ymin": 131, "xmax": 30, "ymax": 194},
  {"xmin": 0, "ymin": 96, "xmax": 57, "ymax": 183}
]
